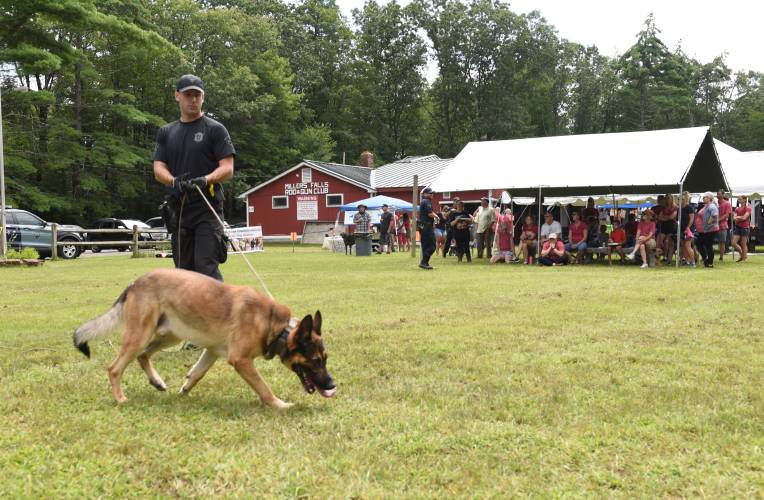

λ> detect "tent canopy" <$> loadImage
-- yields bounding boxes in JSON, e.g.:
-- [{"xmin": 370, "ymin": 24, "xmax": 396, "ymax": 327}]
[
  {"xmin": 430, "ymin": 127, "xmax": 728, "ymax": 196},
  {"xmin": 714, "ymin": 139, "xmax": 763, "ymax": 199},
  {"xmin": 340, "ymin": 194, "xmax": 413, "ymax": 211}
]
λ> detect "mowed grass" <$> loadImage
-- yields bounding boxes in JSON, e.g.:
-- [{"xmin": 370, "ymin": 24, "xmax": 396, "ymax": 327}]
[{"xmin": 1, "ymin": 246, "xmax": 763, "ymax": 497}]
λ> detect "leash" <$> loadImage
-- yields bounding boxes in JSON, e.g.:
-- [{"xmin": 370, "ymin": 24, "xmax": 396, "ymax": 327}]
[{"xmin": 192, "ymin": 184, "xmax": 274, "ymax": 299}]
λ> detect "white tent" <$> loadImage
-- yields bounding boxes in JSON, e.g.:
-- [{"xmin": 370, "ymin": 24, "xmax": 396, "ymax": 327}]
[
  {"xmin": 430, "ymin": 126, "xmax": 728, "ymax": 196},
  {"xmin": 714, "ymin": 139, "xmax": 763, "ymax": 199}
]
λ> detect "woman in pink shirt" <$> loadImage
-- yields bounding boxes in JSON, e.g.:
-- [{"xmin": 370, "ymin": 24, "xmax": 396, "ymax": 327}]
[
  {"xmin": 564, "ymin": 211, "xmax": 588, "ymax": 264},
  {"xmin": 732, "ymin": 194, "xmax": 752, "ymax": 262},
  {"xmin": 717, "ymin": 190, "xmax": 733, "ymax": 261},
  {"xmin": 626, "ymin": 209, "xmax": 656, "ymax": 268},
  {"xmin": 519, "ymin": 215, "xmax": 538, "ymax": 264}
]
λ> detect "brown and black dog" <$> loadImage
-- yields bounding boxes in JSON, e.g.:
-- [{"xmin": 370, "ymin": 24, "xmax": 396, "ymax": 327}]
[{"xmin": 73, "ymin": 268, "xmax": 336, "ymax": 410}]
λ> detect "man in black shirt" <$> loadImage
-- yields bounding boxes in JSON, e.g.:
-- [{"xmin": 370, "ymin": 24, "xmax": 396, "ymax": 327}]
[
  {"xmin": 418, "ymin": 187, "xmax": 437, "ymax": 269},
  {"xmin": 379, "ymin": 204, "xmax": 394, "ymax": 254},
  {"xmin": 152, "ymin": 74, "xmax": 236, "ymax": 281}
]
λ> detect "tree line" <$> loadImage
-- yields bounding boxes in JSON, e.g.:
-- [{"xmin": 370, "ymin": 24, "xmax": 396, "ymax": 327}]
[{"xmin": 1, "ymin": 0, "xmax": 763, "ymax": 224}]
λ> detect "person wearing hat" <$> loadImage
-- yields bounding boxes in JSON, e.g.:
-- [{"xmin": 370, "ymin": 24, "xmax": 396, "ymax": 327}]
[
  {"xmin": 626, "ymin": 208, "xmax": 657, "ymax": 268},
  {"xmin": 378, "ymin": 203, "xmax": 394, "ymax": 253},
  {"xmin": 153, "ymin": 74, "xmax": 236, "ymax": 281},
  {"xmin": 539, "ymin": 232, "xmax": 567, "ymax": 266},
  {"xmin": 353, "ymin": 203, "xmax": 372, "ymax": 234},
  {"xmin": 473, "ymin": 196, "xmax": 496, "ymax": 259},
  {"xmin": 418, "ymin": 187, "xmax": 438, "ymax": 269}
]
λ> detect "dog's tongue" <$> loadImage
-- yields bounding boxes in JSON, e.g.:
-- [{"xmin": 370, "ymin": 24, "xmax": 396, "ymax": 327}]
[{"xmin": 319, "ymin": 387, "xmax": 337, "ymax": 398}]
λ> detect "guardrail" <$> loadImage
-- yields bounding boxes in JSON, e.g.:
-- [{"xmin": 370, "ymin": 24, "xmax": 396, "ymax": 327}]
[{"xmin": 50, "ymin": 224, "xmax": 169, "ymax": 259}]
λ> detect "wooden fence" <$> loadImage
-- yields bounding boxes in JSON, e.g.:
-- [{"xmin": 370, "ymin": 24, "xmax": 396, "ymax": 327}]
[{"xmin": 50, "ymin": 224, "xmax": 169, "ymax": 259}]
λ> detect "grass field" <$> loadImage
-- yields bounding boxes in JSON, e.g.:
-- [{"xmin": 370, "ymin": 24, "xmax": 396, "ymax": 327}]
[{"xmin": 1, "ymin": 247, "xmax": 763, "ymax": 497}]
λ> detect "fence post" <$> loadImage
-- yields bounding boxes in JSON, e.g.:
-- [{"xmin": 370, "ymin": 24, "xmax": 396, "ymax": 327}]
[
  {"xmin": 131, "ymin": 225, "xmax": 139, "ymax": 258},
  {"xmin": 51, "ymin": 223, "xmax": 58, "ymax": 260},
  {"xmin": 411, "ymin": 175, "xmax": 418, "ymax": 258}
]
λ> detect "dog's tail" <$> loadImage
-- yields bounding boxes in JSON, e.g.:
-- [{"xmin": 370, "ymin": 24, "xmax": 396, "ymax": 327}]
[{"xmin": 73, "ymin": 284, "xmax": 132, "ymax": 358}]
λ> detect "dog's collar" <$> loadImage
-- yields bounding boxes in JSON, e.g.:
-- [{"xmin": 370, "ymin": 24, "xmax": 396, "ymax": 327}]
[{"xmin": 264, "ymin": 318, "xmax": 297, "ymax": 360}]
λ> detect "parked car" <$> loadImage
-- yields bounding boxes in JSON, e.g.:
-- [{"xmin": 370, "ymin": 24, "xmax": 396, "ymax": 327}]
[
  {"xmin": 87, "ymin": 218, "xmax": 153, "ymax": 252},
  {"xmin": 144, "ymin": 216, "xmax": 168, "ymax": 241},
  {"xmin": 3, "ymin": 209, "xmax": 85, "ymax": 259}
]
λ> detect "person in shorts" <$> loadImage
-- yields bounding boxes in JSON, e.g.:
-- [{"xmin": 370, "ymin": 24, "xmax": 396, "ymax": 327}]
[
  {"xmin": 679, "ymin": 191, "xmax": 697, "ymax": 267},
  {"xmin": 435, "ymin": 206, "xmax": 448, "ymax": 256},
  {"xmin": 378, "ymin": 204, "xmax": 394, "ymax": 254},
  {"xmin": 657, "ymin": 194, "xmax": 678, "ymax": 264},
  {"xmin": 717, "ymin": 190, "xmax": 733, "ymax": 261},
  {"xmin": 732, "ymin": 194, "xmax": 752, "ymax": 262},
  {"xmin": 626, "ymin": 208, "xmax": 656, "ymax": 268}
]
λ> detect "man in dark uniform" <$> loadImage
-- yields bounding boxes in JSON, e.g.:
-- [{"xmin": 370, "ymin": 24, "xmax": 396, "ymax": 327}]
[
  {"xmin": 418, "ymin": 187, "xmax": 437, "ymax": 270},
  {"xmin": 152, "ymin": 74, "xmax": 236, "ymax": 281}
]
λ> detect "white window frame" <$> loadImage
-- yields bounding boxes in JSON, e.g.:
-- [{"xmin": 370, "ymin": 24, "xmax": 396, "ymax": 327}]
[
  {"xmin": 326, "ymin": 193, "xmax": 344, "ymax": 207},
  {"xmin": 443, "ymin": 192, "xmax": 451, "ymax": 199},
  {"xmin": 301, "ymin": 167, "xmax": 312, "ymax": 183},
  {"xmin": 272, "ymin": 196, "xmax": 289, "ymax": 209}
]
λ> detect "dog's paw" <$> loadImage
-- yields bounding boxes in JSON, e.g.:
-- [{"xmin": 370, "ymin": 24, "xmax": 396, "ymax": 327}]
[{"xmin": 269, "ymin": 399, "xmax": 294, "ymax": 411}]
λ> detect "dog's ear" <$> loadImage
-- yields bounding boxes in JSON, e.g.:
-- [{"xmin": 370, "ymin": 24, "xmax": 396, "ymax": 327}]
[
  {"xmin": 314, "ymin": 310, "xmax": 322, "ymax": 336},
  {"xmin": 288, "ymin": 314, "xmax": 313, "ymax": 350}
]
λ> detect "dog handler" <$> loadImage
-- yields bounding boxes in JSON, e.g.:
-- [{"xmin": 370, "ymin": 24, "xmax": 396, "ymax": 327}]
[
  {"xmin": 418, "ymin": 187, "xmax": 437, "ymax": 269},
  {"xmin": 152, "ymin": 75, "xmax": 236, "ymax": 281}
]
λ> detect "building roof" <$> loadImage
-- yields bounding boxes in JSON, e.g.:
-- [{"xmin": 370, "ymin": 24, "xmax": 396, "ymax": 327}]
[
  {"xmin": 372, "ymin": 155, "xmax": 453, "ymax": 189},
  {"xmin": 430, "ymin": 126, "xmax": 728, "ymax": 196},
  {"xmin": 238, "ymin": 160, "xmax": 372, "ymax": 198},
  {"xmin": 308, "ymin": 160, "xmax": 372, "ymax": 187}
]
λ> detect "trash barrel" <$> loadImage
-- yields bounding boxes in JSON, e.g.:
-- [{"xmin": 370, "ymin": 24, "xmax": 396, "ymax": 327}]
[{"xmin": 354, "ymin": 233, "xmax": 372, "ymax": 256}]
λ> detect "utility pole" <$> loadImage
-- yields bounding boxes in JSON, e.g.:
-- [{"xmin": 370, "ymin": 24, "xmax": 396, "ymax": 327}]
[{"xmin": 0, "ymin": 84, "xmax": 7, "ymax": 259}]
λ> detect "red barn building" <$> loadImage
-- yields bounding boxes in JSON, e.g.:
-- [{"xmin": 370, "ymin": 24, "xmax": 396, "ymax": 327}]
[
  {"xmin": 239, "ymin": 153, "xmax": 503, "ymax": 237},
  {"xmin": 238, "ymin": 160, "xmax": 373, "ymax": 236}
]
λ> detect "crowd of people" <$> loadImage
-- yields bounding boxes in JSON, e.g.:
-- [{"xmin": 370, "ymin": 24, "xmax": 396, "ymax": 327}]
[{"xmin": 404, "ymin": 191, "xmax": 754, "ymax": 268}]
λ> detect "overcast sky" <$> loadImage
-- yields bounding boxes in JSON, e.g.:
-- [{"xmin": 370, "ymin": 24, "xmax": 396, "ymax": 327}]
[{"xmin": 336, "ymin": 0, "xmax": 764, "ymax": 77}]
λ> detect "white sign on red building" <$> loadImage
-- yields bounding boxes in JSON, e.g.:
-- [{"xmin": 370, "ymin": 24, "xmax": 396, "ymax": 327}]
[{"xmin": 296, "ymin": 196, "xmax": 318, "ymax": 220}]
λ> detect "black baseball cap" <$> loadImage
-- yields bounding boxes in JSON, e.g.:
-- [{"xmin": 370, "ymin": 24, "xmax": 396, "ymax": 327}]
[
  {"xmin": 176, "ymin": 74, "xmax": 204, "ymax": 93},
  {"xmin": 421, "ymin": 187, "xmax": 434, "ymax": 195}
]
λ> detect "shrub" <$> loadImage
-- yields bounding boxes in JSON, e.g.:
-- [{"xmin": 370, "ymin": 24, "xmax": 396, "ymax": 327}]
[{"xmin": 6, "ymin": 247, "xmax": 41, "ymax": 260}]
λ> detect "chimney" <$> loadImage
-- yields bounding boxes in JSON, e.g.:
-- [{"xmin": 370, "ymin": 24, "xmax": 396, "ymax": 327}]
[{"xmin": 359, "ymin": 150, "xmax": 374, "ymax": 168}]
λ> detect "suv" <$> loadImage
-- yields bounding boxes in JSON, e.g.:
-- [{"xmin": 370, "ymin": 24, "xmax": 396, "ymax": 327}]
[
  {"xmin": 3, "ymin": 209, "xmax": 85, "ymax": 259},
  {"xmin": 87, "ymin": 218, "xmax": 153, "ymax": 252}
]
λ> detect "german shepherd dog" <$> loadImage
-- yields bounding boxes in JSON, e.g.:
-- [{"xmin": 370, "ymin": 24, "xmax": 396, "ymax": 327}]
[{"xmin": 73, "ymin": 268, "xmax": 336, "ymax": 410}]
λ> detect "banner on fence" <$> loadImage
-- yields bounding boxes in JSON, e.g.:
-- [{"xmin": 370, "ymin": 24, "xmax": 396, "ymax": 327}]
[{"xmin": 225, "ymin": 226, "xmax": 264, "ymax": 252}]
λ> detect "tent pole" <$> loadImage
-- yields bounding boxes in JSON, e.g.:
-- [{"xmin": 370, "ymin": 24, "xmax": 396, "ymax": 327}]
[
  {"xmin": 537, "ymin": 186, "xmax": 542, "ymax": 265},
  {"xmin": 676, "ymin": 185, "xmax": 682, "ymax": 269},
  {"xmin": 729, "ymin": 187, "xmax": 735, "ymax": 261}
]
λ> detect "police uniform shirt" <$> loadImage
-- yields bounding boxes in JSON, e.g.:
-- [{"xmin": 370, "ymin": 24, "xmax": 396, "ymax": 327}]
[
  {"xmin": 152, "ymin": 114, "xmax": 236, "ymax": 201},
  {"xmin": 419, "ymin": 198, "xmax": 433, "ymax": 226}
]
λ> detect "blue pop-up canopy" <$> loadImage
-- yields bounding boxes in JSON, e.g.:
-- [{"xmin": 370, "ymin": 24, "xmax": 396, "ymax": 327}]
[{"xmin": 340, "ymin": 195, "xmax": 413, "ymax": 211}]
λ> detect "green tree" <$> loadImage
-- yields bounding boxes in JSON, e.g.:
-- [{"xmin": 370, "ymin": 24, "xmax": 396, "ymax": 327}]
[{"xmin": 352, "ymin": 0, "xmax": 428, "ymax": 161}]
